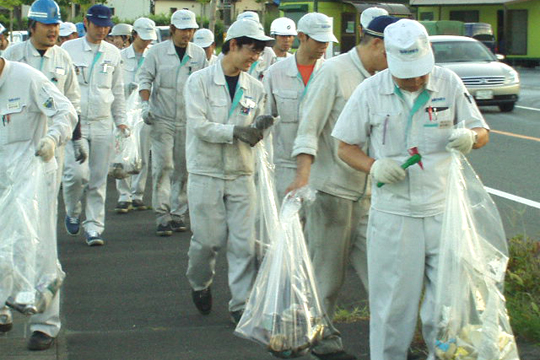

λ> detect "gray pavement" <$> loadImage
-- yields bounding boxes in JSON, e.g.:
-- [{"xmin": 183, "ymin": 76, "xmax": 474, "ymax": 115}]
[{"xmin": 2, "ymin": 176, "xmax": 538, "ymax": 359}]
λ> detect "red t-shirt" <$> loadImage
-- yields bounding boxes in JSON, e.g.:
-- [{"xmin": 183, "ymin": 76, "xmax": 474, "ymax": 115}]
[{"xmin": 297, "ymin": 63, "xmax": 316, "ymax": 86}]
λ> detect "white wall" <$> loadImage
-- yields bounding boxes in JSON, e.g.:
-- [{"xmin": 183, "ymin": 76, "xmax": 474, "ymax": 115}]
[
  {"xmin": 155, "ymin": 1, "xmax": 205, "ymax": 17},
  {"xmin": 106, "ymin": 0, "xmax": 152, "ymax": 20}
]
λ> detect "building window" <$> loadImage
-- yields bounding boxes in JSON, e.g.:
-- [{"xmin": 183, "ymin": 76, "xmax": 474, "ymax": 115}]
[
  {"xmin": 170, "ymin": 7, "xmax": 177, "ymax": 13},
  {"xmin": 109, "ymin": 7, "xmax": 115, "ymax": 15},
  {"xmin": 449, "ymin": 10, "xmax": 479, "ymax": 23},
  {"xmin": 420, "ymin": 12, "xmax": 434, "ymax": 21}
]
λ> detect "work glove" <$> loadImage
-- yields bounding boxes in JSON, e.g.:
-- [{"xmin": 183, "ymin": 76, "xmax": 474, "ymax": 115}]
[
  {"xmin": 233, "ymin": 126, "xmax": 263, "ymax": 147},
  {"xmin": 73, "ymin": 140, "xmax": 87, "ymax": 164},
  {"xmin": 35, "ymin": 136, "xmax": 56, "ymax": 162},
  {"xmin": 141, "ymin": 101, "xmax": 153, "ymax": 125},
  {"xmin": 370, "ymin": 158, "xmax": 406, "ymax": 185},
  {"xmin": 252, "ymin": 115, "xmax": 274, "ymax": 130},
  {"xmin": 447, "ymin": 128, "xmax": 477, "ymax": 154},
  {"xmin": 117, "ymin": 125, "xmax": 131, "ymax": 138},
  {"xmin": 127, "ymin": 82, "xmax": 138, "ymax": 95}
]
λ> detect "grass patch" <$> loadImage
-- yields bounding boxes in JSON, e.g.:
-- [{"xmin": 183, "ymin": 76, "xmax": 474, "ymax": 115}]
[
  {"xmin": 333, "ymin": 304, "xmax": 369, "ymax": 323},
  {"xmin": 505, "ymin": 235, "xmax": 540, "ymax": 344}
]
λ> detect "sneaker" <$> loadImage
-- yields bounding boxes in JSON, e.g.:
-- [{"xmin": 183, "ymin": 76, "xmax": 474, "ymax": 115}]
[
  {"xmin": 131, "ymin": 199, "xmax": 148, "ymax": 211},
  {"xmin": 114, "ymin": 201, "xmax": 131, "ymax": 214},
  {"xmin": 191, "ymin": 287, "xmax": 212, "ymax": 315},
  {"xmin": 85, "ymin": 231, "xmax": 105, "ymax": 246},
  {"xmin": 0, "ymin": 308, "xmax": 13, "ymax": 333},
  {"xmin": 156, "ymin": 223, "xmax": 173, "ymax": 237},
  {"xmin": 28, "ymin": 331, "xmax": 55, "ymax": 351},
  {"xmin": 230, "ymin": 310, "xmax": 244, "ymax": 325},
  {"xmin": 311, "ymin": 350, "xmax": 358, "ymax": 360},
  {"xmin": 65, "ymin": 215, "xmax": 81, "ymax": 236},
  {"xmin": 170, "ymin": 218, "xmax": 187, "ymax": 232}
]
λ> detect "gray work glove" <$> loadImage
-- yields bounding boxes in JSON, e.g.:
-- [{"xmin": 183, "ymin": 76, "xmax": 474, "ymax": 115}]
[
  {"xmin": 370, "ymin": 158, "xmax": 406, "ymax": 185},
  {"xmin": 35, "ymin": 136, "xmax": 56, "ymax": 162},
  {"xmin": 233, "ymin": 126, "xmax": 263, "ymax": 147},
  {"xmin": 447, "ymin": 128, "xmax": 477, "ymax": 154},
  {"xmin": 141, "ymin": 101, "xmax": 153, "ymax": 125},
  {"xmin": 73, "ymin": 140, "xmax": 87, "ymax": 164},
  {"xmin": 252, "ymin": 115, "xmax": 274, "ymax": 130}
]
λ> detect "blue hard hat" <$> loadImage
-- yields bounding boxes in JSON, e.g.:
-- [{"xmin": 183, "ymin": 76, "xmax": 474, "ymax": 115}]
[
  {"xmin": 75, "ymin": 22, "xmax": 85, "ymax": 37},
  {"xmin": 28, "ymin": 0, "xmax": 62, "ymax": 25}
]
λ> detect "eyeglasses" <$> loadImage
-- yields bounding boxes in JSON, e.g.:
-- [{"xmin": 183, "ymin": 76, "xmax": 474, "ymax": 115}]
[{"xmin": 242, "ymin": 45, "xmax": 263, "ymax": 57}]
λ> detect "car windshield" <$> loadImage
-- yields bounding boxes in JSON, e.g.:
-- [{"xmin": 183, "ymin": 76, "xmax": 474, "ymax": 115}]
[{"xmin": 432, "ymin": 41, "xmax": 496, "ymax": 63}]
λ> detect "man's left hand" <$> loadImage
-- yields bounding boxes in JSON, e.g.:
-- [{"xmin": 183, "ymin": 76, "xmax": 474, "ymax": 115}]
[
  {"xmin": 117, "ymin": 124, "xmax": 131, "ymax": 137},
  {"xmin": 447, "ymin": 128, "xmax": 477, "ymax": 154}
]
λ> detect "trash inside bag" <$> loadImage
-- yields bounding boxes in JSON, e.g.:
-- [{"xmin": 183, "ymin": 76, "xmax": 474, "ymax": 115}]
[
  {"xmin": 0, "ymin": 152, "xmax": 65, "ymax": 315},
  {"xmin": 235, "ymin": 188, "xmax": 325, "ymax": 358},
  {"xmin": 434, "ymin": 151, "xmax": 519, "ymax": 360},
  {"xmin": 109, "ymin": 91, "xmax": 143, "ymax": 179}
]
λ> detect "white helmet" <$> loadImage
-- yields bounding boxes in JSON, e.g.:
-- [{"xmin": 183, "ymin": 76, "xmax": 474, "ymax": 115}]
[
  {"xmin": 360, "ymin": 7, "xmax": 389, "ymax": 29},
  {"xmin": 110, "ymin": 23, "xmax": 133, "ymax": 36},
  {"xmin": 270, "ymin": 17, "xmax": 297, "ymax": 36}
]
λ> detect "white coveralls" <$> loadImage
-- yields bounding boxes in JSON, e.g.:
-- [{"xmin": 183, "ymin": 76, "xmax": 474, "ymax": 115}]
[
  {"xmin": 263, "ymin": 55, "xmax": 324, "ymax": 201},
  {"xmin": 184, "ymin": 61, "xmax": 266, "ymax": 312},
  {"xmin": 61, "ymin": 38, "xmax": 126, "ymax": 234},
  {"xmin": 0, "ymin": 59, "xmax": 77, "ymax": 337},
  {"xmin": 2, "ymin": 41, "xmax": 81, "ymax": 195},
  {"xmin": 138, "ymin": 41, "xmax": 207, "ymax": 226},
  {"xmin": 331, "ymin": 66, "xmax": 489, "ymax": 360},
  {"xmin": 291, "ymin": 48, "xmax": 371, "ymax": 356},
  {"xmin": 115, "ymin": 44, "xmax": 151, "ymax": 204}
]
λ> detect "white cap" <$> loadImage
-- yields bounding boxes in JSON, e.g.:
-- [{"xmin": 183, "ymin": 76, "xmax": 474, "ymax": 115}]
[
  {"xmin": 133, "ymin": 17, "xmax": 157, "ymax": 41},
  {"xmin": 193, "ymin": 28, "xmax": 214, "ymax": 48},
  {"xmin": 59, "ymin": 22, "xmax": 77, "ymax": 37},
  {"xmin": 110, "ymin": 23, "xmax": 133, "ymax": 36},
  {"xmin": 225, "ymin": 19, "xmax": 273, "ymax": 42},
  {"xmin": 237, "ymin": 11, "xmax": 259, "ymax": 23},
  {"xmin": 171, "ymin": 9, "xmax": 198, "ymax": 30},
  {"xmin": 270, "ymin": 17, "xmax": 297, "ymax": 36},
  {"xmin": 297, "ymin": 13, "xmax": 338, "ymax": 43},
  {"xmin": 361, "ymin": 7, "xmax": 389, "ymax": 29},
  {"xmin": 384, "ymin": 19, "xmax": 435, "ymax": 79}
]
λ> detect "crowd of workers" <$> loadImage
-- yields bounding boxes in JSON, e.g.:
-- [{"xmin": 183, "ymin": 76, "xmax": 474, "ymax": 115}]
[{"xmin": 0, "ymin": 1, "xmax": 490, "ymax": 359}]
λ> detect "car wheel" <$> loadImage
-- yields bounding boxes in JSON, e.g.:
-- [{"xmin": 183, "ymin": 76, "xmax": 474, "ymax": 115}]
[{"xmin": 499, "ymin": 103, "xmax": 515, "ymax": 112}]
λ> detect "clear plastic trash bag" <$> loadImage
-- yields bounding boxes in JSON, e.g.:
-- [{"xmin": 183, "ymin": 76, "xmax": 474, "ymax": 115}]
[
  {"xmin": 0, "ymin": 152, "xmax": 65, "ymax": 315},
  {"xmin": 109, "ymin": 91, "xmax": 143, "ymax": 179},
  {"xmin": 433, "ymin": 151, "xmax": 519, "ymax": 360},
  {"xmin": 235, "ymin": 184, "xmax": 325, "ymax": 358}
]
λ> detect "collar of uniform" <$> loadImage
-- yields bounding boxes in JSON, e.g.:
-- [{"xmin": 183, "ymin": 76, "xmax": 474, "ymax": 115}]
[
  {"xmin": 0, "ymin": 57, "xmax": 11, "ymax": 89},
  {"xmin": 289, "ymin": 56, "xmax": 325, "ymax": 77},
  {"xmin": 167, "ymin": 40, "xmax": 194, "ymax": 58},
  {"xmin": 349, "ymin": 47, "xmax": 371, "ymax": 79},
  {"xmin": 214, "ymin": 59, "xmax": 248, "ymax": 91},
  {"xmin": 28, "ymin": 40, "xmax": 52, "ymax": 58},
  {"xmin": 82, "ymin": 37, "xmax": 104, "ymax": 53},
  {"xmin": 124, "ymin": 44, "xmax": 136, "ymax": 59}
]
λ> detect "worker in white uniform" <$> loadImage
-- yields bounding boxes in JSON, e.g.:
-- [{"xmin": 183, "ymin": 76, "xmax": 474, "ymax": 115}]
[
  {"xmin": 264, "ymin": 13, "xmax": 335, "ymax": 203},
  {"xmin": 58, "ymin": 21, "xmax": 78, "ymax": 45},
  {"xmin": 268, "ymin": 17, "xmax": 297, "ymax": 63},
  {"xmin": 109, "ymin": 23, "xmax": 133, "ymax": 50},
  {"xmin": 3, "ymin": 0, "xmax": 86, "ymax": 198},
  {"xmin": 331, "ymin": 19, "xmax": 490, "ymax": 360},
  {"xmin": 184, "ymin": 18, "xmax": 273, "ymax": 324},
  {"xmin": 193, "ymin": 28, "xmax": 218, "ymax": 66},
  {"xmin": 138, "ymin": 10, "xmax": 207, "ymax": 236},
  {"xmin": 62, "ymin": 4, "xmax": 127, "ymax": 246},
  {"xmin": 287, "ymin": 16, "xmax": 399, "ymax": 360},
  {"xmin": 0, "ymin": 57, "xmax": 77, "ymax": 350},
  {"xmin": 114, "ymin": 17, "xmax": 157, "ymax": 214}
]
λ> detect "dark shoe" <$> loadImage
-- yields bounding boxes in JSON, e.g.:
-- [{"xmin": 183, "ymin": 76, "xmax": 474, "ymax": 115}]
[
  {"xmin": 0, "ymin": 309, "xmax": 12, "ymax": 333},
  {"xmin": 191, "ymin": 287, "xmax": 212, "ymax": 315},
  {"xmin": 170, "ymin": 218, "xmax": 188, "ymax": 232},
  {"xmin": 230, "ymin": 309, "xmax": 244, "ymax": 325},
  {"xmin": 114, "ymin": 201, "xmax": 131, "ymax": 214},
  {"xmin": 65, "ymin": 215, "xmax": 80, "ymax": 236},
  {"xmin": 156, "ymin": 223, "xmax": 173, "ymax": 237},
  {"xmin": 85, "ymin": 231, "xmax": 105, "ymax": 246},
  {"xmin": 28, "ymin": 331, "xmax": 55, "ymax": 351},
  {"xmin": 311, "ymin": 350, "xmax": 358, "ymax": 360},
  {"xmin": 131, "ymin": 199, "xmax": 148, "ymax": 211}
]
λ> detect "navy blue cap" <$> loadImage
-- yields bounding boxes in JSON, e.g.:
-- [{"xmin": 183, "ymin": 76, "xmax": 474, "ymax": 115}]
[
  {"xmin": 86, "ymin": 4, "xmax": 114, "ymax": 28},
  {"xmin": 365, "ymin": 15, "xmax": 400, "ymax": 39}
]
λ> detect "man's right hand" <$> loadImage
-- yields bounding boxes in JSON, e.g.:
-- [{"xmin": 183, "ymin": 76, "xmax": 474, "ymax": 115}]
[
  {"xmin": 233, "ymin": 126, "xmax": 263, "ymax": 147},
  {"xmin": 141, "ymin": 101, "xmax": 153, "ymax": 125},
  {"xmin": 73, "ymin": 140, "xmax": 87, "ymax": 164},
  {"xmin": 370, "ymin": 158, "xmax": 406, "ymax": 185}
]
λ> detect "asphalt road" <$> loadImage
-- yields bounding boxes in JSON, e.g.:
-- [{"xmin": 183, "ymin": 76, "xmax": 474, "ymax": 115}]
[{"xmin": 467, "ymin": 67, "xmax": 540, "ymax": 239}]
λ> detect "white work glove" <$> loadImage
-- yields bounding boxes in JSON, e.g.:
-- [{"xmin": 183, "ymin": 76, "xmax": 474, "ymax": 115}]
[
  {"xmin": 233, "ymin": 126, "xmax": 263, "ymax": 147},
  {"xmin": 252, "ymin": 115, "xmax": 274, "ymax": 130},
  {"xmin": 370, "ymin": 158, "xmax": 406, "ymax": 185},
  {"xmin": 447, "ymin": 128, "xmax": 477, "ymax": 154},
  {"xmin": 141, "ymin": 101, "xmax": 153, "ymax": 125},
  {"xmin": 73, "ymin": 140, "xmax": 87, "ymax": 164},
  {"xmin": 35, "ymin": 136, "xmax": 56, "ymax": 162}
]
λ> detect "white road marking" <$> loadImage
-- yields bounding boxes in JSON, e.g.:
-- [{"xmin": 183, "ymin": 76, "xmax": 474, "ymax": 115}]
[
  {"xmin": 516, "ymin": 105, "xmax": 540, "ymax": 112},
  {"xmin": 486, "ymin": 187, "xmax": 540, "ymax": 210}
]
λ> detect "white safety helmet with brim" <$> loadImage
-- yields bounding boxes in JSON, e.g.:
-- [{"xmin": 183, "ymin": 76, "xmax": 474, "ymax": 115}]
[
  {"xmin": 237, "ymin": 11, "xmax": 260, "ymax": 23},
  {"xmin": 110, "ymin": 23, "xmax": 133, "ymax": 36},
  {"xmin": 225, "ymin": 19, "xmax": 273, "ymax": 42},
  {"xmin": 297, "ymin": 12, "xmax": 338, "ymax": 43},
  {"xmin": 270, "ymin": 17, "xmax": 297, "ymax": 36},
  {"xmin": 193, "ymin": 28, "xmax": 215, "ymax": 48},
  {"xmin": 384, "ymin": 19, "xmax": 435, "ymax": 79},
  {"xmin": 133, "ymin": 18, "xmax": 157, "ymax": 41},
  {"xmin": 59, "ymin": 22, "xmax": 77, "ymax": 36},
  {"xmin": 360, "ymin": 7, "xmax": 389, "ymax": 29},
  {"xmin": 171, "ymin": 9, "xmax": 198, "ymax": 30}
]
